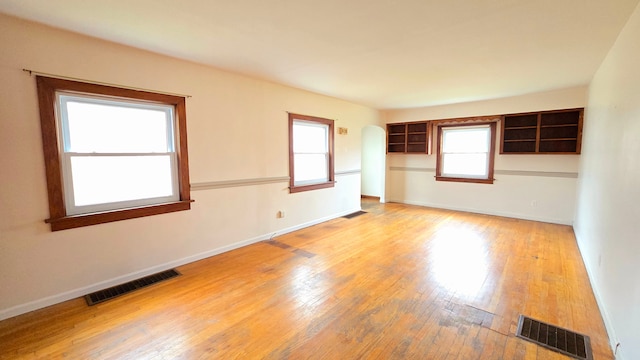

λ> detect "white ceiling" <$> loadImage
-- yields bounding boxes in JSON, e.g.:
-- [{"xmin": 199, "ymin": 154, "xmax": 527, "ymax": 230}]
[{"xmin": 1, "ymin": 0, "xmax": 638, "ymax": 109}]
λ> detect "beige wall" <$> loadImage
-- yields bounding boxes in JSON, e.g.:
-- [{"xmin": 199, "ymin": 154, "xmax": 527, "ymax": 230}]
[
  {"xmin": 0, "ymin": 14, "xmax": 379, "ymax": 319},
  {"xmin": 575, "ymin": 2, "xmax": 640, "ymax": 359},
  {"xmin": 381, "ymin": 87, "xmax": 587, "ymax": 224}
]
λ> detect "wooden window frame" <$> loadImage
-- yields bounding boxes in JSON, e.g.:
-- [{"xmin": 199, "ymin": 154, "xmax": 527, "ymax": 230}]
[
  {"xmin": 288, "ymin": 113, "xmax": 335, "ymax": 193},
  {"xmin": 36, "ymin": 76, "xmax": 192, "ymax": 231},
  {"xmin": 435, "ymin": 122, "xmax": 496, "ymax": 184}
]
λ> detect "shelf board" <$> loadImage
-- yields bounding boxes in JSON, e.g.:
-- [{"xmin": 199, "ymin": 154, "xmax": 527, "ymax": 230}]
[
  {"xmin": 536, "ymin": 152, "xmax": 579, "ymax": 154},
  {"xmin": 540, "ymin": 124, "xmax": 578, "ymax": 128},
  {"xmin": 504, "ymin": 126, "xmax": 537, "ymax": 130},
  {"xmin": 540, "ymin": 138, "xmax": 577, "ymax": 141}
]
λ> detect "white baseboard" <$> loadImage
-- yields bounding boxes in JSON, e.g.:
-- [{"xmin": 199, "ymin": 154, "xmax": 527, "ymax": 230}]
[
  {"xmin": 0, "ymin": 207, "xmax": 360, "ymax": 321},
  {"xmin": 386, "ymin": 198, "xmax": 572, "ymax": 225},
  {"xmin": 573, "ymin": 228, "xmax": 621, "ymax": 359}
]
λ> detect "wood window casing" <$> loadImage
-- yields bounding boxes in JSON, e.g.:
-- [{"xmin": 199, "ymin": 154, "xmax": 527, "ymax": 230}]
[
  {"xmin": 435, "ymin": 122, "xmax": 497, "ymax": 184},
  {"xmin": 288, "ymin": 113, "xmax": 335, "ymax": 193},
  {"xmin": 36, "ymin": 76, "xmax": 192, "ymax": 231}
]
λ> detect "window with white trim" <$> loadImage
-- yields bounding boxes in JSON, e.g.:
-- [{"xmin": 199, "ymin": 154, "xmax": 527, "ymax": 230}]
[
  {"xmin": 59, "ymin": 94, "xmax": 179, "ymax": 215},
  {"xmin": 436, "ymin": 123, "xmax": 496, "ymax": 184},
  {"xmin": 36, "ymin": 76, "xmax": 192, "ymax": 231},
  {"xmin": 288, "ymin": 113, "xmax": 335, "ymax": 193}
]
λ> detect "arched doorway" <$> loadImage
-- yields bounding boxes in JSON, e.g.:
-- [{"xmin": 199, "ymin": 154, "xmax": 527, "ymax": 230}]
[{"xmin": 361, "ymin": 125, "xmax": 386, "ymax": 203}]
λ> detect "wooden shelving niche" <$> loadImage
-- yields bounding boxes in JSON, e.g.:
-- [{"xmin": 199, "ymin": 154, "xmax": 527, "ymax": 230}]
[
  {"xmin": 386, "ymin": 121, "xmax": 431, "ymax": 154},
  {"xmin": 501, "ymin": 108, "xmax": 583, "ymax": 154}
]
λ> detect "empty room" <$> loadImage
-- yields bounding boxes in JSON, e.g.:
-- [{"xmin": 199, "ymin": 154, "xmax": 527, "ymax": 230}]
[{"xmin": 0, "ymin": 1, "xmax": 639, "ymax": 359}]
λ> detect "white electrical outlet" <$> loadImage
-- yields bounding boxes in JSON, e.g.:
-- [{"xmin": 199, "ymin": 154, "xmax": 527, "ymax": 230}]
[{"xmin": 277, "ymin": 210, "xmax": 285, "ymax": 218}]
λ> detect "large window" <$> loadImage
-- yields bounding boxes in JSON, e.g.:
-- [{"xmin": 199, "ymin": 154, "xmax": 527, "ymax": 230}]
[
  {"xmin": 436, "ymin": 123, "xmax": 496, "ymax": 184},
  {"xmin": 36, "ymin": 76, "xmax": 192, "ymax": 231},
  {"xmin": 288, "ymin": 113, "xmax": 335, "ymax": 193}
]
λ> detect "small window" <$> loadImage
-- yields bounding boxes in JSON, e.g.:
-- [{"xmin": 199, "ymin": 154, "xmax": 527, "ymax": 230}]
[
  {"xmin": 36, "ymin": 76, "xmax": 192, "ymax": 231},
  {"xmin": 288, "ymin": 113, "xmax": 335, "ymax": 193},
  {"xmin": 436, "ymin": 123, "xmax": 496, "ymax": 184}
]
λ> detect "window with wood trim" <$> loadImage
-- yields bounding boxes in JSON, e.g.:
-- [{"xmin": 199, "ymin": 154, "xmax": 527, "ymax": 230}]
[
  {"xmin": 288, "ymin": 113, "xmax": 335, "ymax": 193},
  {"xmin": 436, "ymin": 122, "xmax": 496, "ymax": 184},
  {"xmin": 36, "ymin": 76, "xmax": 192, "ymax": 231}
]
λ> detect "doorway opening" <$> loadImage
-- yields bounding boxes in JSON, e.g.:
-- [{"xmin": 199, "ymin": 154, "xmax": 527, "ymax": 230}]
[{"xmin": 361, "ymin": 125, "xmax": 385, "ymax": 207}]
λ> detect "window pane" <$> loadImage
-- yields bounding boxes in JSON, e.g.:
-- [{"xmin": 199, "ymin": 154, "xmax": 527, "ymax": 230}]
[
  {"xmin": 63, "ymin": 96, "xmax": 173, "ymax": 153},
  {"xmin": 294, "ymin": 154, "xmax": 328, "ymax": 184},
  {"xmin": 443, "ymin": 127, "xmax": 489, "ymax": 153},
  {"xmin": 293, "ymin": 122, "xmax": 328, "ymax": 153},
  {"xmin": 70, "ymin": 155, "xmax": 175, "ymax": 207},
  {"xmin": 442, "ymin": 153, "xmax": 488, "ymax": 177}
]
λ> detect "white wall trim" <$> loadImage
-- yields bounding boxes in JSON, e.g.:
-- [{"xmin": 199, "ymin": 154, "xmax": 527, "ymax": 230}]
[
  {"xmin": 386, "ymin": 198, "xmax": 573, "ymax": 225},
  {"xmin": 191, "ymin": 176, "xmax": 289, "ymax": 191},
  {"xmin": 494, "ymin": 169, "xmax": 578, "ymax": 178},
  {"xmin": 336, "ymin": 169, "xmax": 361, "ymax": 176},
  {"xmin": 191, "ymin": 171, "xmax": 361, "ymax": 191},
  {"xmin": 573, "ymin": 227, "xmax": 621, "ymax": 359},
  {"xmin": 389, "ymin": 166, "xmax": 578, "ymax": 178},
  {"xmin": 0, "ymin": 207, "xmax": 360, "ymax": 321},
  {"xmin": 389, "ymin": 166, "xmax": 436, "ymax": 172}
]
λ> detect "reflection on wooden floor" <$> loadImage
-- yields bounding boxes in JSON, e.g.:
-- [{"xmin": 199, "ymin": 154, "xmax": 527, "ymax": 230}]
[{"xmin": 0, "ymin": 199, "xmax": 612, "ymax": 359}]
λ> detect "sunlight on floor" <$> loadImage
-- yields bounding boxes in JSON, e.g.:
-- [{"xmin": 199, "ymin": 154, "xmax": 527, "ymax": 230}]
[
  {"xmin": 429, "ymin": 226, "xmax": 490, "ymax": 299},
  {"xmin": 289, "ymin": 264, "xmax": 329, "ymax": 317}
]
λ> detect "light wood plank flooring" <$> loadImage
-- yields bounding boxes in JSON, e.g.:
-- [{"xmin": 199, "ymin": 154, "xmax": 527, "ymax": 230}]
[{"xmin": 0, "ymin": 200, "xmax": 612, "ymax": 359}]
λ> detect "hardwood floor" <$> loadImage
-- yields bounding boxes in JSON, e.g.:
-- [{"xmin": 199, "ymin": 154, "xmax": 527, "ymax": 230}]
[{"xmin": 0, "ymin": 200, "xmax": 612, "ymax": 359}]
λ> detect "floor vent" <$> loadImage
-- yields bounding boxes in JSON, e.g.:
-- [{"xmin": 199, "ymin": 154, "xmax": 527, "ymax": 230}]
[
  {"xmin": 85, "ymin": 269, "xmax": 180, "ymax": 306},
  {"xmin": 343, "ymin": 210, "xmax": 367, "ymax": 219},
  {"xmin": 516, "ymin": 315, "xmax": 592, "ymax": 360}
]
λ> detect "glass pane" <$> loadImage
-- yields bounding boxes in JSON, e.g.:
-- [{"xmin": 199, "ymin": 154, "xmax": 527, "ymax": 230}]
[
  {"xmin": 62, "ymin": 95, "xmax": 173, "ymax": 153},
  {"xmin": 70, "ymin": 155, "xmax": 175, "ymax": 206},
  {"xmin": 442, "ymin": 127, "xmax": 489, "ymax": 153},
  {"xmin": 294, "ymin": 154, "xmax": 328, "ymax": 184},
  {"xmin": 442, "ymin": 153, "xmax": 488, "ymax": 177},
  {"xmin": 293, "ymin": 122, "xmax": 328, "ymax": 153}
]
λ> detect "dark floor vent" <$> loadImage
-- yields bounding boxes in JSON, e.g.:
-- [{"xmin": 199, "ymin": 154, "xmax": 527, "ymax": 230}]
[
  {"xmin": 516, "ymin": 315, "xmax": 592, "ymax": 360},
  {"xmin": 85, "ymin": 269, "xmax": 180, "ymax": 306},
  {"xmin": 343, "ymin": 210, "xmax": 367, "ymax": 219}
]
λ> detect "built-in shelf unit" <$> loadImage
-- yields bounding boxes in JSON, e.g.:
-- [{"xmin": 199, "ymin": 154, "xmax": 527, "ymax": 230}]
[
  {"xmin": 387, "ymin": 121, "xmax": 431, "ymax": 154},
  {"xmin": 501, "ymin": 108, "xmax": 583, "ymax": 154}
]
